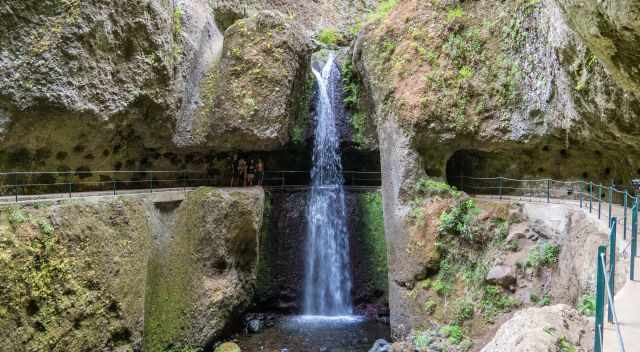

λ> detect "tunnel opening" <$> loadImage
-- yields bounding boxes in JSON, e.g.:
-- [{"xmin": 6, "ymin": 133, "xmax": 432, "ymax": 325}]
[{"xmin": 445, "ymin": 149, "xmax": 487, "ymax": 190}]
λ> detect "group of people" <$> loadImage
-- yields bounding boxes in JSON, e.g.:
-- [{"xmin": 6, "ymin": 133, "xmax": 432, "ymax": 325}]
[{"xmin": 231, "ymin": 154, "xmax": 264, "ymax": 187}]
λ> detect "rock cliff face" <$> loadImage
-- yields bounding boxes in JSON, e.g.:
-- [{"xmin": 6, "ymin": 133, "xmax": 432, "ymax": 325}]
[
  {"xmin": 355, "ymin": 0, "xmax": 640, "ymax": 183},
  {"xmin": 0, "ymin": 198, "xmax": 152, "ymax": 352},
  {"xmin": 352, "ymin": 0, "xmax": 639, "ymax": 335},
  {"xmin": 144, "ymin": 188, "xmax": 264, "ymax": 350},
  {"xmin": 555, "ymin": 0, "xmax": 640, "ymax": 95},
  {"xmin": 0, "ymin": 0, "xmax": 378, "ymax": 174},
  {"xmin": 0, "ymin": 188, "xmax": 265, "ymax": 352}
]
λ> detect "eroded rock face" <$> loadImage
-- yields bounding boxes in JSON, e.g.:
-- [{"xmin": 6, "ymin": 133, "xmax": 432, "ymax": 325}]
[
  {"xmin": 192, "ymin": 11, "xmax": 312, "ymax": 151},
  {"xmin": 355, "ymin": 0, "xmax": 640, "ymax": 183},
  {"xmin": 144, "ymin": 188, "xmax": 265, "ymax": 350},
  {"xmin": 0, "ymin": 0, "xmax": 377, "ymax": 172},
  {"xmin": 480, "ymin": 304, "xmax": 591, "ymax": 352},
  {"xmin": 0, "ymin": 199, "xmax": 152, "ymax": 352},
  {"xmin": 555, "ymin": 0, "xmax": 640, "ymax": 95}
]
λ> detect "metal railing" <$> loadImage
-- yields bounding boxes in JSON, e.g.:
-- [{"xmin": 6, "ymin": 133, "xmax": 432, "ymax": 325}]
[
  {"xmin": 0, "ymin": 170, "xmax": 381, "ymax": 202},
  {"xmin": 457, "ymin": 175, "xmax": 637, "ymax": 352}
]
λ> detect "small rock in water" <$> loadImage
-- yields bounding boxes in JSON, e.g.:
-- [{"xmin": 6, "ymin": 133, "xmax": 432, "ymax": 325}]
[
  {"xmin": 214, "ymin": 342, "xmax": 241, "ymax": 352},
  {"xmin": 247, "ymin": 319, "xmax": 262, "ymax": 333},
  {"xmin": 369, "ymin": 339, "xmax": 391, "ymax": 352},
  {"xmin": 280, "ymin": 349, "xmax": 288, "ymax": 352},
  {"xmin": 320, "ymin": 347, "xmax": 328, "ymax": 352}
]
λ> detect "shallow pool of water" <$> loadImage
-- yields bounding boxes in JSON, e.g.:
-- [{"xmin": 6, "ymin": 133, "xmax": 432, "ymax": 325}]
[{"xmin": 235, "ymin": 315, "xmax": 390, "ymax": 352}]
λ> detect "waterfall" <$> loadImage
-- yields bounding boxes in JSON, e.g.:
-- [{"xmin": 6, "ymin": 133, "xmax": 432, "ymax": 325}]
[{"xmin": 303, "ymin": 53, "xmax": 353, "ymax": 316}]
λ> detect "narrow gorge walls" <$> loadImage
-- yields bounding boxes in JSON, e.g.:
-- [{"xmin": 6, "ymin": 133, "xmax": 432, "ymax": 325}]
[{"xmin": 255, "ymin": 191, "xmax": 389, "ymax": 314}]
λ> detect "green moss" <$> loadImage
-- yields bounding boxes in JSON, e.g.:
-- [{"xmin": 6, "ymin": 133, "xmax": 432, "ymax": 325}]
[
  {"xmin": 291, "ymin": 72, "xmax": 315, "ymax": 144},
  {"xmin": 577, "ymin": 294, "xmax": 595, "ymax": 316},
  {"xmin": 317, "ymin": 28, "xmax": 343, "ymax": 46},
  {"xmin": 255, "ymin": 194, "xmax": 274, "ymax": 299},
  {"xmin": 367, "ymin": 0, "xmax": 399, "ymax": 22},
  {"xmin": 357, "ymin": 192, "xmax": 388, "ymax": 296}
]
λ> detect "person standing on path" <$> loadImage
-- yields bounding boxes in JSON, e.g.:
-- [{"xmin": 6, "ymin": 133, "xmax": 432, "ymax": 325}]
[
  {"xmin": 230, "ymin": 154, "xmax": 239, "ymax": 187},
  {"xmin": 256, "ymin": 159, "xmax": 264, "ymax": 186},
  {"xmin": 247, "ymin": 160, "xmax": 256, "ymax": 186},
  {"xmin": 238, "ymin": 158, "xmax": 247, "ymax": 187}
]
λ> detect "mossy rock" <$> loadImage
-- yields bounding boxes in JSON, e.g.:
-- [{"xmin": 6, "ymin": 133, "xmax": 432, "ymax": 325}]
[{"xmin": 214, "ymin": 342, "xmax": 241, "ymax": 352}]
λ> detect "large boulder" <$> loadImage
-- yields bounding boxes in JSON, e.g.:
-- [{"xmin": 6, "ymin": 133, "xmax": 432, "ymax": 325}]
[
  {"xmin": 192, "ymin": 11, "xmax": 312, "ymax": 150},
  {"xmin": 144, "ymin": 188, "xmax": 265, "ymax": 350},
  {"xmin": 0, "ymin": 199, "xmax": 153, "ymax": 351},
  {"xmin": 480, "ymin": 304, "xmax": 592, "ymax": 352}
]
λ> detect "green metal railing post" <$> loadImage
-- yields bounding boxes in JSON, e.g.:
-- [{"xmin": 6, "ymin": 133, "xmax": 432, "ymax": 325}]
[
  {"xmin": 113, "ymin": 180, "xmax": 117, "ymax": 196},
  {"xmin": 68, "ymin": 179, "xmax": 72, "ymax": 198},
  {"xmin": 608, "ymin": 217, "xmax": 617, "ymax": 322},
  {"xmin": 149, "ymin": 174, "xmax": 153, "ymax": 193},
  {"xmin": 631, "ymin": 201, "xmax": 638, "ymax": 281},
  {"xmin": 624, "ymin": 191, "xmax": 628, "ymax": 240},
  {"xmin": 594, "ymin": 245, "xmax": 606, "ymax": 352},
  {"xmin": 590, "ymin": 182, "xmax": 593, "ymax": 213},
  {"xmin": 579, "ymin": 182, "xmax": 583, "ymax": 208},
  {"xmin": 546, "ymin": 179, "xmax": 550, "ymax": 203},
  {"xmin": 498, "ymin": 177, "xmax": 503, "ymax": 200},
  {"xmin": 598, "ymin": 184, "xmax": 602, "ymax": 219},
  {"xmin": 608, "ymin": 183, "xmax": 613, "ymax": 227}
]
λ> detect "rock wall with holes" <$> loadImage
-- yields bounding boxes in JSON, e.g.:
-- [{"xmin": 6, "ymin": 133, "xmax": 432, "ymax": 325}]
[
  {"xmin": 0, "ymin": 187, "xmax": 265, "ymax": 352},
  {"xmin": 0, "ymin": 0, "xmax": 379, "ymax": 184},
  {"xmin": 354, "ymin": 0, "xmax": 640, "ymax": 185}
]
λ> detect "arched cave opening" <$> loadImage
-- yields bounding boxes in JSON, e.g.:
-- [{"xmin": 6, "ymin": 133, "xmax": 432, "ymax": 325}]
[{"xmin": 446, "ymin": 149, "xmax": 486, "ymax": 190}]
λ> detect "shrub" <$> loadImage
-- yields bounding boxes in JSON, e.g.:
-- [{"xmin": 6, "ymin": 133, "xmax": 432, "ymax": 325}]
[
  {"xmin": 447, "ymin": 6, "xmax": 464, "ymax": 23},
  {"xmin": 577, "ymin": 295, "xmax": 596, "ymax": 316},
  {"xmin": 415, "ymin": 178, "xmax": 461, "ymax": 198},
  {"xmin": 440, "ymin": 324, "xmax": 464, "ymax": 345},
  {"xmin": 317, "ymin": 28, "xmax": 342, "ymax": 46},
  {"xmin": 438, "ymin": 199, "xmax": 480, "ymax": 241},
  {"xmin": 526, "ymin": 242, "xmax": 560, "ymax": 269},
  {"xmin": 367, "ymin": 0, "xmax": 398, "ymax": 22},
  {"xmin": 412, "ymin": 331, "xmax": 430, "ymax": 349},
  {"xmin": 557, "ymin": 337, "xmax": 577, "ymax": 352},
  {"xmin": 38, "ymin": 220, "xmax": 54, "ymax": 235},
  {"xmin": 8, "ymin": 207, "xmax": 29, "ymax": 226}
]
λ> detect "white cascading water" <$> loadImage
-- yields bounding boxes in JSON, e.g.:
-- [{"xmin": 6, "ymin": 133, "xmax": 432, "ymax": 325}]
[{"xmin": 303, "ymin": 53, "xmax": 354, "ymax": 317}]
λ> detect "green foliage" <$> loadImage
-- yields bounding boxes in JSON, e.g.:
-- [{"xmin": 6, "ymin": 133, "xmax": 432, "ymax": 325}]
[
  {"xmin": 341, "ymin": 59, "xmax": 368, "ymax": 145},
  {"xmin": 291, "ymin": 73, "xmax": 315, "ymax": 144},
  {"xmin": 8, "ymin": 207, "xmax": 29, "ymax": 226},
  {"xmin": 453, "ymin": 299, "xmax": 475, "ymax": 323},
  {"xmin": 557, "ymin": 337, "xmax": 577, "ymax": 352},
  {"xmin": 526, "ymin": 242, "xmax": 560, "ymax": 269},
  {"xmin": 38, "ymin": 220, "xmax": 54, "ymax": 235},
  {"xmin": 358, "ymin": 192, "xmax": 389, "ymax": 294},
  {"xmin": 415, "ymin": 178, "xmax": 461, "ymax": 198},
  {"xmin": 458, "ymin": 66, "xmax": 474, "ymax": 80},
  {"xmin": 317, "ymin": 28, "xmax": 342, "ymax": 46},
  {"xmin": 413, "ymin": 332, "xmax": 430, "ymax": 349},
  {"xmin": 481, "ymin": 285, "xmax": 520, "ymax": 320},
  {"xmin": 577, "ymin": 294, "xmax": 596, "ymax": 316},
  {"xmin": 367, "ymin": 0, "xmax": 398, "ymax": 22},
  {"xmin": 438, "ymin": 199, "xmax": 480, "ymax": 241},
  {"xmin": 424, "ymin": 298, "xmax": 437, "ymax": 314},
  {"xmin": 440, "ymin": 324, "xmax": 464, "ymax": 345},
  {"xmin": 537, "ymin": 294, "xmax": 551, "ymax": 306},
  {"xmin": 447, "ymin": 6, "xmax": 464, "ymax": 23},
  {"xmin": 171, "ymin": 4, "xmax": 183, "ymax": 62},
  {"xmin": 433, "ymin": 278, "xmax": 452, "ymax": 296}
]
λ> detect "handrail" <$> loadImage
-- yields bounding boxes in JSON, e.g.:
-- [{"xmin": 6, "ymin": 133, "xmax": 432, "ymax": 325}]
[{"xmin": 600, "ymin": 253, "xmax": 626, "ymax": 352}]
